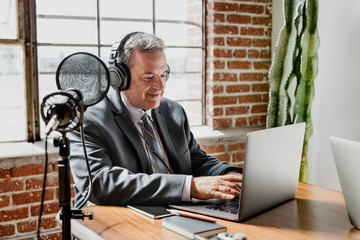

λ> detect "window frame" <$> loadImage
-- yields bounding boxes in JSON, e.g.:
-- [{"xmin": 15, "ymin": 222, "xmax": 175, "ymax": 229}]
[{"xmin": 5, "ymin": 0, "xmax": 205, "ymax": 143}]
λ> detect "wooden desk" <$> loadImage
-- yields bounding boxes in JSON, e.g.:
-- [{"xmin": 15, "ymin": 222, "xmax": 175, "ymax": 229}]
[{"xmin": 68, "ymin": 182, "xmax": 360, "ymax": 240}]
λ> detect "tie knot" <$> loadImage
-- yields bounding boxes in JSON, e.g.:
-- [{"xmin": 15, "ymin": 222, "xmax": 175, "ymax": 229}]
[{"xmin": 141, "ymin": 113, "xmax": 151, "ymax": 123}]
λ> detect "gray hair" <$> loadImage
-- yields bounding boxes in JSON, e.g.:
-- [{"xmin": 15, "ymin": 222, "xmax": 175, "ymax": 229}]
[{"xmin": 117, "ymin": 32, "xmax": 166, "ymax": 68}]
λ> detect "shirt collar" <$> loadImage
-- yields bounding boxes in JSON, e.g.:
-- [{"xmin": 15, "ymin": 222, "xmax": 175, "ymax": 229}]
[{"xmin": 120, "ymin": 93, "xmax": 152, "ymax": 124}]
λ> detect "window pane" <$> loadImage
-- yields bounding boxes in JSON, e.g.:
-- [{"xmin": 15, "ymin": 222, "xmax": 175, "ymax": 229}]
[
  {"xmin": 37, "ymin": 18, "xmax": 98, "ymax": 44},
  {"xmin": 100, "ymin": 21, "xmax": 153, "ymax": 45},
  {"xmin": 0, "ymin": 0, "xmax": 17, "ymax": 39},
  {"xmin": 156, "ymin": 0, "xmax": 187, "ymax": 22},
  {"xmin": 180, "ymin": 101, "xmax": 202, "ymax": 126},
  {"xmin": 165, "ymin": 48, "xmax": 202, "ymax": 73},
  {"xmin": 165, "ymin": 72, "xmax": 202, "ymax": 101},
  {"xmin": 100, "ymin": 0, "xmax": 152, "ymax": 19},
  {"xmin": 0, "ymin": 46, "xmax": 25, "ymax": 141},
  {"xmin": 100, "ymin": 47, "xmax": 112, "ymax": 66},
  {"xmin": 36, "ymin": 0, "xmax": 97, "ymax": 17},
  {"xmin": 157, "ymin": 23, "xmax": 202, "ymax": 47}
]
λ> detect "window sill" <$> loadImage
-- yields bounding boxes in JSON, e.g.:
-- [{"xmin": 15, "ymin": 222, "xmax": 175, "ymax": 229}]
[{"xmin": 0, "ymin": 126, "xmax": 264, "ymax": 168}]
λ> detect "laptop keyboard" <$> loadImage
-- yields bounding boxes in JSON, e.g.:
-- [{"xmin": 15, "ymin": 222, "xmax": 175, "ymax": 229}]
[{"xmin": 205, "ymin": 198, "xmax": 239, "ymax": 214}]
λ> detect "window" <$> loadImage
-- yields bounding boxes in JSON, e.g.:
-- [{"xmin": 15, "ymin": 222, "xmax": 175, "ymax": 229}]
[{"xmin": 0, "ymin": 0, "xmax": 204, "ymax": 142}]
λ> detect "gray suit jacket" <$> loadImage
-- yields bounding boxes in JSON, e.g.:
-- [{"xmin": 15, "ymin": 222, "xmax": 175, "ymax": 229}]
[{"xmin": 69, "ymin": 88, "xmax": 241, "ymax": 207}]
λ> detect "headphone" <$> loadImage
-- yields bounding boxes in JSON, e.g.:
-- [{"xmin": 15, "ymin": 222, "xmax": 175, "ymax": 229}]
[{"xmin": 108, "ymin": 32, "xmax": 170, "ymax": 91}]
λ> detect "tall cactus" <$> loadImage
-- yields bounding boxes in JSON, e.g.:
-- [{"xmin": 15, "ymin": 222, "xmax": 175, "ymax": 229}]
[{"xmin": 267, "ymin": 0, "xmax": 320, "ymax": 182}]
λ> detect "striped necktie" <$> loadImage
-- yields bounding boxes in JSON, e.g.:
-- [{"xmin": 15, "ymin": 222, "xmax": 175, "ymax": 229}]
[{"xmin": 139, "ymin": 114, "xmax": 169, "ymax": 174}]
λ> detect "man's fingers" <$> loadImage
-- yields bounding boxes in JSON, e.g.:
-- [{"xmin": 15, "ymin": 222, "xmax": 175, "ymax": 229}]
[{"xmin": 220, "ymin": 174, "xmax": 243, "ymax": 182}]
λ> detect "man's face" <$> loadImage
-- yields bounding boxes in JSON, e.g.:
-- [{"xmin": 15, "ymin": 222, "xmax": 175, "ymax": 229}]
[{"xmin": 121, "ymin": 50, "xmax": 168, "ymax": 110}]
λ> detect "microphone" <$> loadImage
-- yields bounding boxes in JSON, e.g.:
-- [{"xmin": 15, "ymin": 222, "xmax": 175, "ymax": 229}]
[
  {"xmin": 41, "ymin": 52, "xmax": 110, "ymax": 134},
  {"xmin": 44, "ymin": 89, "xmax": 82, "ymax": 135},
  {"xmin": 56, "ymin": 52, "xmax": 110, "ymax": 108}
]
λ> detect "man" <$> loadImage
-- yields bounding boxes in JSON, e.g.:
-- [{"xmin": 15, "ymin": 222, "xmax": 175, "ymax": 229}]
[{"xmin": 69, "ymin": 32, "xmax": 242, "ymax": 208}]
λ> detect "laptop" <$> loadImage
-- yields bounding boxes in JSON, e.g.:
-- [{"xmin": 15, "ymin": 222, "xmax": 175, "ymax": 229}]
[
  {"xmin": 329, "ymin": 136, "xmax": 360, "ymax": 229},
  {"xmin": 170, "ymin": 122, "xmax": 305, "ymax": 221}
]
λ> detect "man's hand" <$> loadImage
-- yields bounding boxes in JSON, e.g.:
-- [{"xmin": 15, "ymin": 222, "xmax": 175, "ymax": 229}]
[{"xmin": 190, "ymin": 174, "xmax": 242, "ymax": 200}]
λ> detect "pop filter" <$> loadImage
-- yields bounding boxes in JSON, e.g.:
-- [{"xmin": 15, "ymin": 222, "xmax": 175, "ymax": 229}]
[{"xmin": 56, "ymin": 52, "xmax": 110, "ymax": 108}]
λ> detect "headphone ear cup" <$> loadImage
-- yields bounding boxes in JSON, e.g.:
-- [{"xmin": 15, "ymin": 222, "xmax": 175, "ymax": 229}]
[
  {"xmin": 166, "ymin": 64, "xmax": 170, "ymax": 81},
  {"xmin": 109, "ymin": 61, "xmax": 131, "ymax": 91}
]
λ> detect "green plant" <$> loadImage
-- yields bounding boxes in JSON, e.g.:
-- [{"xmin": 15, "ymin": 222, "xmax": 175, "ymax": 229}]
[{"xmin": 266, "ymin": 0, "xmax": 320, "ymax": 182}]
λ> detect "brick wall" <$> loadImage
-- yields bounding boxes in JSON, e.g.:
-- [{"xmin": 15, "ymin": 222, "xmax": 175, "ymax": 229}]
[
  {"xmin": 0, "ymin": 1, "xmax": 272, "ymax": 239},
  {"xmin": 0, "ymin": 154, "xmax": 66, "ymax": 239},
  {"xmin": 205, "ymin": 0, "xmax": 272, "ymax": 129}
]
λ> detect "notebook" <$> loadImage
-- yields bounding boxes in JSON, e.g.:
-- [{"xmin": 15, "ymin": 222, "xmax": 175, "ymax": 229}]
[
  {"xmin": 162, "ymin": 215, "xmax": 227, "ymax": 239},
  {"xmin": 170, "ymin": 123, "xmax": 305, "ymax": 221},
  {"xmin": 127, "ymin": 205, "xmax": 174, "ymax": 219},
  {"xmin": 329, "ymin": 136, "xmax": 360, "ymax": 229}
]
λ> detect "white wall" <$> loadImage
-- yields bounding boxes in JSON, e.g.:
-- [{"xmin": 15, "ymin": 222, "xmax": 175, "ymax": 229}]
[{"xmin": 272, "ymin": 0, "xmax": 360, "ymax": 191}]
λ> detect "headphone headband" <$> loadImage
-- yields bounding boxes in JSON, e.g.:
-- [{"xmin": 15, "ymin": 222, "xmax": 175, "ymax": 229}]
[{"xmin": 108, "ymin": 31, "xmax": 170, "ymax": 92}]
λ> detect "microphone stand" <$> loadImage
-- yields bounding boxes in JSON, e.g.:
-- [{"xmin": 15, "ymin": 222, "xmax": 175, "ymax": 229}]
[{"xmin": 54, "ymin": 134, "xmax": 93, "ymax": 240}]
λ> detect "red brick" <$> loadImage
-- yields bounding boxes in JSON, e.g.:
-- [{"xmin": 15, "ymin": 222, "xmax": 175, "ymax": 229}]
[
  {"xmin": 213, "ymin": 49, "xmax": 232, "ymax": 58},
  {"xmin": 253, "ymin": 39, "xmax": 271, "ymax": 47},
  {"xmin": 214, "ymin": 25, "xmax": 238, "ymax": 35},
  {"xmin": 40, "ymin": 216, "xmax": 58, "ymax": 230},
  {"xmin": 213, "ymin": 61, "xmax": 225, "ymax": 69},
  {"xmin": 17, "ymin": 220, "xmax": 36, "ymax": 233},
  {"xmin": 228, "ymin": 142, "xmax": 246, "ymax": 152},
  {"xmin": 0, "ymin": 224, "xmax": 15, "ymax": 237},
  {"xmin": 252, "ymin": 83, "xmax": 269, "ymax": 92},
  {"xmin": 251, "ymin": 104, "xmax": 268, "ymax": 113},
  {"xmin": 249, "ymin": 115, "xmax": 267, "ymax": 125},
  {"xmin": 0, "ymin": 207, "xmax": 28, "ymax": 222},
  {"xmin": 26, "ymin": 175, "xmax": 58, "ymax": 190},
  {"xmin": 0, "ymin": 179, "xmax": 23, "ymax": 193},
  {"xmin": 240, "ymin": 4, "xmax": 264, "ymax": 14},
  {"xmin": 31, "ymin": 202, "xmax": 60, "ymax": 216},
  {"xmin": 10, "ymin": 164, "xmax": 44, "ymax": 177},
  {"xmin": 253, "ymin": 16, "xmax": 272, "ymax": 26},
  {"xmin": 240, "ymin": 73, "xmax": 265, "ymax": 81},
  {"xmin": 0, "ymin": 169, "xmax": 11, "ymax": 178},
  {"xmin": 241, "ymin": 27, "xmax": 264, "ymax": 36},
  {"xmin": 254, "ymin": 0, "xmax": 272, "ymax": 3},
  {"xmin": 233, "ymin": 153, "xmax": 246, "ymax": 162},
  {"xmin": 227, "ymin": 37, "xmax": 252, "ymax": 47},
  {"xmin": 226, "ymin": 84, "xmax": 250, "ymax": 93},
  {"xmin": 236, "ymin": 117, "xmax": 248, "ymax": 126},
  {"xmin": 209, "ymin": 14, "xmax": 225, "ymax": 23},
  {"xmin": 228, "ymin": 61, "xmax": 251, "ymax": 69},
  {"xmin": 214, "ymin": 153, "xmax": 231, "ymax": 162},
  {"xmin": 201, "ymin": 144, "xmax": 225, "ymax": 154},
  {"xmin": 208, "ymin": 85, "xmax": 224, "ymax": 94},
  {"xmin": 213, "ymin": 73, "xmax": 237, "ymax": 82},
  {"xmin": 0, "ymin": 195, "xmax": 10, "ymax": 208},
  {"xmin": 253, "ymin": 61, "xmax": 271, "ymax": 70},
  {"xmin": 260, "ymin": 50, "xmax": 271, "ymax": 58},
  {"xmin": 233, "ymin": 49, "xmax": 246, "ymax": 58},
  {"xmin": 213, "ymin": 108, "xmax": 224, "ymax": 116},
  {"xmin": 213, "ymin": 118, "xmax": 232, "ymax": 129},
  {"xmin": 227, "ymin": 14, "xmax": 251, "ymax": 24},
  {"xmin": 211, "ymin": 37, "xmax": 225, "ymax": 46},
  {"xmin": 42, "ymin": 232, "xmax": 62, "ymax": 240},
  {"xmin": 213, "ymin": 96, "xmax": 238, "ymax": 105},
  {"xmin": 13, "ymin": 189, "xmax": 54, "ymax": 205},
  {"xmin": 226, "ymin": 106, "xmax": 250, "ymax": 116},
  {"xmin": 212, "ymin": 2, "xmax": 239, "ymax": 12},
  {"xmin": 248, "ymin": 49, "xmax": 260, "ymax": 58},
  {"xmin": 239, "ymin": 94, "xmax": 264, "ymax": 103}
]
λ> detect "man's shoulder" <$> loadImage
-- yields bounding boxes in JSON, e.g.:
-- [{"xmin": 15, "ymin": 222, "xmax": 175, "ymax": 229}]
[{"xmin": 160, "ymin": 97, "xmax": 183, "ymax": 110}]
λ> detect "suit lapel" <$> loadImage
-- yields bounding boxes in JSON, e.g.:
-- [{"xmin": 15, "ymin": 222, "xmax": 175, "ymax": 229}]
[
  {"xmin": 152, "ymin": 108, "xmax": 181, "ymax": 173},
  {"xmin": 107, "ymin": 89, "xmax": 151, "ymax": 173}
]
